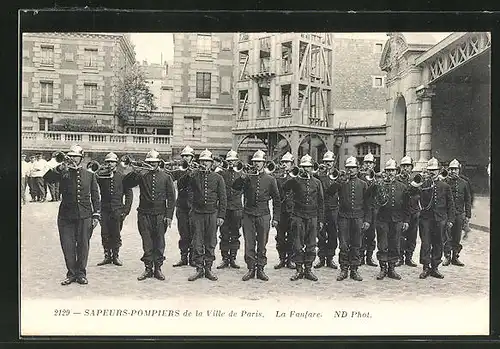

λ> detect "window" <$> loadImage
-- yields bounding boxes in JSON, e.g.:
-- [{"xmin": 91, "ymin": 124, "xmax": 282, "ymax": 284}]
[
  {"xmin": 196, "ymin": 72, "xmax": 211, "ymax": 99},
  {"xmin": 372, "ymin": 76, "xmax": 385, "ymax": 88},
  {"xmin": 184, "ymin": 117, "xmax": 202, "ymax": 139},
  {"xmin": 197, "ymin": 34, "xmax": 212, "ymax": 57},
  {"xmin": 38, "ymin": 117, "xmax": 52, "ymax": 131},
  {"xmin": 84, "ymin": 83, "xmax": 98, "ymax": 105},
  {"xmin": 40, "ymin": 81, "xmax": 53, "ymax": 103},
  {"xmin": 40, "ymin": 46, "xmax": 54, "ymax": 65},
  {"xmin": 238, "ymin": 90, "xmax": 248, "ymax": 119},
  {"xmin": 63, "ymin": 84, "xmax": 73, "ymax": 100},
  {"xmin": 155, "ymin": 128, "xmax": 171, "ymax": 136},
  {"xmin": 239, "ymin": 51, "xmax": 249, "ymax": 80},
  {"xmin": 84, "ymin": 48, "xmax": 98, "ymax": 67},
  {"xmin": 374, "ymin": 43, "xmax": 384, "ymax": 53},
  {"xmin": 356, "ymin": 142, "xmax": 381, "ymax": 172},
  {"xmin": 281, "ymin": 84, "xmax": 291, "ymax": 115},
  {"xmin": 220, "ymin": 76, "xmax": 231, "ymax": 94}
]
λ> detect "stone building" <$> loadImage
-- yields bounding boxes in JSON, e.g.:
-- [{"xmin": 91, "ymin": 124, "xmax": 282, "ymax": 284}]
[
  {"xmin": 380, "ymin": 32, "xmax": 490, "ymax": 193},
  {"xmin": 170, "ymin": 33, "xmax": 235, "ymax": 159}
]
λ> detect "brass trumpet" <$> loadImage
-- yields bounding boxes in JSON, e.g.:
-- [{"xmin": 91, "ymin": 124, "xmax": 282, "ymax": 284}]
[
  {"xmin": 55, "ymin": 151, "xmax": 79, "ymax": 170},
  {"xmin": 86, "ymin": 160, "xmax": 114, "ymax": 178},
  {"xmin": 180, "ymin": 160, "xmax": 208, "ymax": 172},
  {"xmin": 121, "ymin": 155, "xmax": 156, "ymax": 170},
  {"xmin": 290, "ymin": 166, "xmax": 311, "ymax": 179},
  {"xmin": 264, "ymin": 161, "xmax": 277, "ymax": 174},
  {"xmin": 312, "ymin": 163, "xmax": 329, "ymax": 174},
  {"xmin": 234, "ymin": 162, "xmax": 259, "ymax": 175}
]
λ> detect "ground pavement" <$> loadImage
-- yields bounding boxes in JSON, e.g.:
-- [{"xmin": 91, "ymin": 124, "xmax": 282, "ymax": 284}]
[{"xmin": 20, "ymin": 188, "xmax": 489, "ymax": 303}]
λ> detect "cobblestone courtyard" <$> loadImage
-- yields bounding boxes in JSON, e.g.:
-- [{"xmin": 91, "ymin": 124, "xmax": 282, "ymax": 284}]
[{"xmin": 20, "ymin": 188, "xmax": 490, "ymax": 303}]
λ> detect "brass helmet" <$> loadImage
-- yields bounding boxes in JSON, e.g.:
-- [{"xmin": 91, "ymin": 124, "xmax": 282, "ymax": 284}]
[
  {"xmin": 363, "ymin": 152, "xmax": 374, "ymax": 163},
  {"xmin": 299, "ymin": 154, "xmax": 313, "ymax": 167},
  {"xmin": 226, "ymin": 150, "xmax": 239, "ymax": 161},
  {"xmin": 104, "ymin": 152, "xmax": 119, "ymax": 162},
  {"xmin": 251, "ymin": 150, "xmax": 266, "ymax": 162},
  {"xmin": 400, "ymin": 155, "xmax": 413, "ymax": 166},
  {"xmin": 345, "ymin": 156, "xmax": 358, "ymax": 168},
  {"xmin": 67, "ymin": 144, "xmax": 84, "ymax": 157},
  {"xmin": 145, "ymin": 149, "xmax": 162, "ymax": 162},
  {"xmin": 181, "ymin": 145, "xmax": 195, "ymax": 157},
  {"xmin": 323, "ymin": 151, "xmax": 335, "ymax": 162},
  {"xmin": 199, "ymin": 149, "xmax": 214, "ymax": 161},
  {"xmin": 281, "ymin": 152, "xmax": 294, "ymax": 163},
  {"xmin": 426, "ymin": 157, "xmax": 440, "ymax": 170},
  {"xmin": 448, "ymin": 159, "xmax": 460, "ymax": 169},
  {"xmin": 384, "ymin": 158, "xmax": 397, "ymax": 170}
]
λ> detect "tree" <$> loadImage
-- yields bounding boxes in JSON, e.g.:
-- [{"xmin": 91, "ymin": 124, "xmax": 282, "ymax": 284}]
[{"xmin": 116, "ymin": 63, "xmax": 157, "ymax": 133}]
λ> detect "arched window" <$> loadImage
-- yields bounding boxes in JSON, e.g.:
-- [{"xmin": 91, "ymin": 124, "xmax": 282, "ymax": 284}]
[{"xmin": 355, "ymin": 142, "xmax": 381, "ymax": 172}]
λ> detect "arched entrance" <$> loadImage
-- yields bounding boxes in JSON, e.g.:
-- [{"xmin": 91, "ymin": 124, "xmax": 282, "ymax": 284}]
[
  {"xmin": 236, "ymin": 133, "xmax": 291, "ymax": 163},
  {"xmin": 392, "ymin": 95, "xmax": 407, "ymax": 161},
  {"xmin": 298, "ymin": 133, "xmax": 327, "ymax": 163},
  {"xmin": 237, "ymin": 135, "xmax": 267, "ymax": 163}
]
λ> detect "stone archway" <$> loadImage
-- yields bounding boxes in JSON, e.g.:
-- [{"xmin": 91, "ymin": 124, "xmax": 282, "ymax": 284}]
[
  {"xmin": 298, "ymin": 133, "xmax": 327, "ymax": 163},
  {"xmin": 392, "ymin": 95, "xmax": 407, "ymax": 161},
  {"xmin": 236, "ymin": 134, "xmax": 267, "ymax": 163}
]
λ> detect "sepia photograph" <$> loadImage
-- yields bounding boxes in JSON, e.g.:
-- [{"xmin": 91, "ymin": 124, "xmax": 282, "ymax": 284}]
[{"xmin": 20, "ymin": 29, "xmax": 491, "ymax": 337}]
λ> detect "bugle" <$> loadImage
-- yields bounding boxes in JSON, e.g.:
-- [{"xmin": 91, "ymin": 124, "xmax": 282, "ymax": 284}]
[
  {"xmin": 289, "ymin": 166, "xmax": 310, "ymax": 179},
  {"xmin": 264, "ymin": 161, "xmax": 277, "ymax": 174},
  {"xmin": 233, "ymin": 160, "xmax": 245, "ymax": 172},
  {"xmin": 328, "ymin": 168, "xmax": 340, "ymax": 180},
  {"xmin": 86, "ymin": 160, "xmax": 114, "ymax": 178},
  {"xmin": 410, "ymin": 173, "xmax": 424, "ymax": 188},
  {"xmin": 86, "ymin": 160, "xmax": 101, "ymax": 173},
  {"xmin": 121, "ymin": 155, "xmax": 155, "ymax": 170},
  {"xmin": 438, "ymin": 168, "xmax": 448, "ymax": 181},
  {"xmin": 312, "ymin": 163, "xmax": 328, "ymax": 174},
  {"xmin": 54, "ymin": 151, "xmax": 79, "ymax": 170}
]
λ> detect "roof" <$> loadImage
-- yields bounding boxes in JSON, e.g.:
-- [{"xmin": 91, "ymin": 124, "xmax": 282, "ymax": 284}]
[{"xmin": 333, "ymin": 109, "xmax": 386, "ymax": 129}]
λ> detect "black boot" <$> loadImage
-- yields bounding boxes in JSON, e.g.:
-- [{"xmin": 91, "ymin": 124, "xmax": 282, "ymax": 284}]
[
  {"xmin": 304, "ymin": 265, "xmax": 318, "ymax": 281},
  {"xmin": 188, "ymin": 267, "xmax": 205, "ymax": 281},
  {"xmin": 387, "ymin": 262, "xmax": 401, "ymax": 280},
  {"xmin": 112, "ymin": 249, "xmax": 123, "ymax": 266},
  {"xmin": 137, "ymin": 263, "xmax": 153, "ymax": 281},
  {"xmin": 97, "ymin": 249, "xmax": 112, "ymax": 266},
  {"xmin": 256, "ymin": 267, "xmax": 269, "ymax": 281},
  {"xmin": 154, "ymin": 264, "xmax": 165, "ymax": 281},
  {"xmin": 173, "ymin": 253, "xmax": 188, "ymax": 267},
  {"xmin": 376, "ymin": 262, "xmax": 387, "ymax": 280},
  {"xmin": 442, "ymin": 255, "xmax": 451, "ymax": 266},
  {"xmin": 217, "ymin": 251, "xmax": 230, "ymax": 269},
  {"xmin": 242, "ymin": 268, "xmax": 256, "ymax": 281},
  {"xmin": 336, "ymin": 266, "xmax": 349, "ymax": 281},
  {"xmin": 419, "ymin": 265, "xmax": 431, "ymax": 279},
  {"xmin": 350, "ymin": 266, "xmax": 363, "ymax": 281},
  {"xmin": 404, "ymin": 253, "xmax": 418, "ymax": 267},
  {"xmin": 430, "ymin": 267, "xmax": 444, "ymax": 279},
  {"xmin": 274, "ymin": 253, "xmax": 287, "ymax": 269},
  {"xmin": 360, "ymin": 254, "xmax": 366, "ymax": 265},
  {"xmin": 326, "ymin": 256, "xmax": 338, "ymax": 269},
  {"xmin": 188, "ymin": 251, "xmax": 196, "ymax": 267},
  {"xmin": 204, "ymin": 263, "xmax": 218, "ymax": 281},
  {"xmin": 290, "ymin": 264, "xmax": 304, "ymax": 281},
  {"xmin": 314, "ymin": 257, "xmax": 326, "ymax": 269},
  {"xmin": 229, "ymin": 250, "xmax": 241, "ymax": 269},
  {"xmin": 451, "ymin": 251, "xmax": 465, "ymax": 267},
  {"xmin": 365, "ymin": 253, "xmax": 378, "ymax": 267}
]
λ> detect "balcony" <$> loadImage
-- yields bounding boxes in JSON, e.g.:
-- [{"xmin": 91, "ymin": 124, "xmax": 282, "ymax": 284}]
[
  {"xmin": 22, "ymin": 131, "xmax": 172, "ymax": 154},
  {"xmin": 123, "ymin": 111, "xmax": 173, "ymax": 127}
]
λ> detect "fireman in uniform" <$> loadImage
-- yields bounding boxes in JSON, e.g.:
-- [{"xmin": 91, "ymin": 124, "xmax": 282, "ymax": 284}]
[
  {"xmin": 443, "ymin": 159, "xmax": 471, "ymax": 267},
  {"xmin": 326, "ymin": 156, "xmax": 372, "ymax": 281},
  {"xmin": 274, "ymin": 152, "xmax": 296, "ymax": 270},
  {"xmin": 123, "ymin": 149, "xmax": 176, "ymax": 281},
  {"xmin": 170, "ymin": 145, "xmax": 196, "ymax": 267},
  {"xmin": 217, "ymin": 149, "xmax": 244, "ymax": 270},
  {"xmin": 48, "ymin": 145, "xmax": 101, "ymax": 285},
  {"xmin": 359, "ymin": 152, "xmax": 378, "ymax": 267},
  {"xmin": 284, "ymin": 154, "xmax": 324, "ymax": 282},
  {"xmin": 185, "ymin": 149, "xmax": 227, "ymax": 282},
  {"xmin": 418, "ymin": 157, "xmax": 455, "ymax": 279},
  {"xmin": 374, "ymin": 159, "xmax": 410, "ymax": 280},
  {"xmin": 96, "ymin": 152, "xmax": 134, "ymax": 267},
  {"xmin": 314, "ymin": 150, "xmax": 339, "ymax": 270},
  {"xmin": 233, "ymin": 150, "xmax": 281, "ymax": 282},
  {"xmin": 396, "ymin": 155, "xmax": 419, "ymax": 267}
]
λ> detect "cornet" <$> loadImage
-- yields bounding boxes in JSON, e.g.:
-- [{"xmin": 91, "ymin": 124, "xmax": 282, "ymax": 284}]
[{"xmin": 55, "ymin": 151, "xmax": 79, "ymax": 170}]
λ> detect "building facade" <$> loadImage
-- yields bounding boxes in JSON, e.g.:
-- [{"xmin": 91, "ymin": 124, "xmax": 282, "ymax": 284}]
[
  {"xmin": 380, "ymin": 32, "xmax": 490, "ymax": 193},
  {"xmin": 22, "ymin": 32, "xmax": 135, "ymax": 132},
  {"xmin": 171, "ymin": 33, "xmax": 235, "ymax": 159}
]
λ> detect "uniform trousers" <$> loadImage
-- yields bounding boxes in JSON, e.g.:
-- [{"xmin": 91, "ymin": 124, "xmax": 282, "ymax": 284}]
[
  {"xmin": 419, "ymin": 218, "xmax": 446, "ymax": 268},
  {"xmin": 191, "ymin": 212, "xmax": 218, "ymax": 268},
  {"xmin": 317, "ymin": 209, "xmax": 339, "ymax": 258},
  {"xmin": 444, "ymin": 213, "xmax": 465, "ymax": 257},
  {"xmin": 376, "ymin": 221, "xmax": 402, "ymax": 263},
  {"xmin": 58, "ymin": 217, "xmax": 93, "ymax": 278},
  {"xmin": 137, "ymin": 213, "xmax": 168, "ymax": 266},
  {"xmin": 242, "ymin": 213, "xmax": 270, "ymax": 269},
  {"xmin": 400, "ymin": 212, "xmax": 419, "ymax": 259},
  {"xmin": 176, "ymin": 209, "xmax": 193, "ymax": 257},
  {"xmin": 338, "ymin": 217, "xmax": 363, "ymax": 267},
  {"xmin": 21, "ymin": 177, "xmax": 27, "ymax": 204},
  {"xmin": 47, "ymin": 181, "xmax": 59, "ymax": 201},
  {"xmin": 219, "ymin": 209, "xmax": 242, "ymax": 252},
  {"xmin": 100, "ymin": 210, "xmax": 123, "ymax": 250},
  {"xmin": 275, "ymin": 211, "xmax": 293, "ymax": 260},
  {"xmin": 291, "ymin": 215, "xmax": 318, "ymax": 266},
  {"xmin": 360, "ymin": 208, "xmax": 377, "ymax": 257}
]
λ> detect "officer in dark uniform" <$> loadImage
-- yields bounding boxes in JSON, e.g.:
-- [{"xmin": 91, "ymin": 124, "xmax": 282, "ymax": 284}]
[
  {"xmin": 273, "ymin": 152, "xmax": 296, "ymax": 270},
  {"xmin": 358, "ymin": 152, "xmax": 378, "ymax": 267},
  {"xmin": 95, "ymin": 152, "xmax": 133, "ymax": 267},
  {"xmin": 123, "ymin": 149, "xmax": 176, "ymax": 281},
  {"xmin": 395, "ymin": 155, "xmax": 419, "ymax": 267},
  {"xmin": 314, "ymin": 150, "xmax": 339, "ymax": 270},
  {"xmin": 326, "ymin": 156, "xmax": 372, "ymax": 282},
  {"xmin": 284, "ymin": 155, "xmax": 324, "ymax": 282},
  {"xmin": 185, "ymin": 149, "xmax": 227, "ymax": 282},
  {"xmin": 48, "ymin": 145, "xmax": 101, "ymax": 285},
  {"xmin": 418, "ymin": 157, "xmax": 455, "ymax": 279},
  {"xmin": 169, "ymin": 145, "xmax": 196, "ymax": 267},
  {"xmin": 217, "ymin": 150, "xmax": 244, "ymax": 270},
  {"xmin": 233, "ymin": 150, "xmax": 281, "ymax": 282},
  {"xmin": 374, "ymin": 159, "xmax": 410, "ymax": 280},
  {"xmin": 443, "ymin": 159, "xmax": 471, "ymax": 267}
]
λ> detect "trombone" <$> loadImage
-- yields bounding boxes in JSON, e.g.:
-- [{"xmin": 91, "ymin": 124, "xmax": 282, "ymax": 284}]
[{"xmin": 55, "ymin": 151, "xmax": 79, "ymax": 170}]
